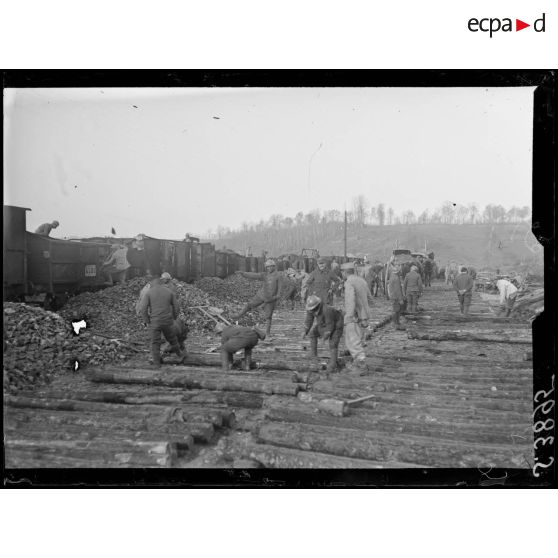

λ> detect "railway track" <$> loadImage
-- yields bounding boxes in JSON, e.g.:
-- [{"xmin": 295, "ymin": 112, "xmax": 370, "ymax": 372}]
[{"xmin": 4, "ymin": 282, "xmax": 533, "ymax": 469}]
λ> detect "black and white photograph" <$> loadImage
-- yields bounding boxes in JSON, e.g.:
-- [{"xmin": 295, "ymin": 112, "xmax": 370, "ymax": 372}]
[{"xmin": 2, "ymin": 72, "xmax": 555, "ymax": 483}]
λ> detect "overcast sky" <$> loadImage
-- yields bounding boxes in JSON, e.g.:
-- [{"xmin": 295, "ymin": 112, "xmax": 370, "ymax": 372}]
[{"xmin": 4, "ymin": 86, "xmax": 534, "ymax": 239}]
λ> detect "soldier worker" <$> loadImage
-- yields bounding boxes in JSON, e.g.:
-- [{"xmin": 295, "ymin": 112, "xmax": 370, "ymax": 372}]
[
  {"xmin": 215, "ymin": 322, "xmax": 266, "ymax": 372},
  {"xmin": 453, "ymin": 266, "xmax": 475, "ymax": 315},
  {"xmin": 102, "ymin": 244, "xmax": 131, "ymax": 285},
  {"xmin": 306, "ymin": 257, "xmax": 341, "ymax": 305},
  {"xmin": 496, "ymin": 278, "xmax": 518, "ymax": 317},
  {"xmin": 282, "ymin": 270, "xmax": 299, "ymax": 310},
  {"xmin": 403, "ymin": 264, "xmax": 423, "ymax": 313},
  {"xmin": 299, "ymin": 269, "xmax": 310, "ymax": 304},
  {"xmin": 301, "ymin": 295, "xmax": 344, "ymax": 373},
  {"xmin": 139, "ymin": 277, "xmax": 186, "ymax": 368},
  {"xmin": 135, "ymin": 274, "xmax": 154, "ymax": 316},
  {"xmin": 35, "ymin": 220, "xmax": 59, "ymax": 236},
  {"xmin": 330, "ymin": 258, "xmax": 341, "ymax": 275},
  {"xmin": 341, "ymin": 262, "xmax": 372, "ymax": 374},
  {"xmin": 422, "ymin": 257, "xmax": 433, "ymax": 287},
  {"xmin": 232, "ymin": 259, "xmax": 281, "ymax": 337},
  {"xmin": 388, "ymin": 263, "xmax": 406, "ymax": 330}
]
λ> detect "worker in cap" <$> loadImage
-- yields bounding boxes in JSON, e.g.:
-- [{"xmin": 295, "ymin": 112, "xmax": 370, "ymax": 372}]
[
  {"xmin": 101, "ymin": 243, "xmax": 131, "ymax": 285},
  {"xmin": 306, "ymin": 257, "xmax": 340, "ymax": 306},
  {"xmin": 387, "ymin": 263, "xmax": 406, "ymax": 330},
  {"xmin": 340, "ymin": 261, "xmax": 372, "ymax": 375},
  {"xmin": 302, "ymin": 295, "xmax": 344, "ymax": 373},
  {"xmin": 403, "ymin": 264, "xmax": 423, "ymax": 313},
  {"xmin": 281, "ymin": 269, "xmax": 299, "ymax": 310},
  {"xmin": 35, "ymin": 220, "xmax": 60, "ymax": 237},
  {"xmin": 453, "ymin": 267, "xmax": 474, "ymax": 315},
  {"xmin": 215, "ymin": 322, "xmax": 266, "ymax": 372},
  {"xmin": 160, "ymin": 271, "xmax": 177, "ymax": 295},
  {"xmin": 496, "ymin": 278, "xmax": 518, "ymax": 317},
  {"xmin": 232, "ymin": 256, "xmax": 281, "ymax": 337}
]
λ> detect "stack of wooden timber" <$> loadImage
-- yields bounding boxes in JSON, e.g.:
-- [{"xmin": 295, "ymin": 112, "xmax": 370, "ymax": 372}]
[
  {"xmin": 5, "ymin": 280, "xmax": 535, "ymax": 470},
  {"xmin": 4, "ymin": 391, "xmax": 236, "ymax": 468}
]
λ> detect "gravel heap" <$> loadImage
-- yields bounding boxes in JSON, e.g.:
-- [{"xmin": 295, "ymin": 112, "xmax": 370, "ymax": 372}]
[
  {"xmin": 3, "ymin": 302, "xmax": 135, "ymax": 393},
  {"xmin": 194, "ymin": 274, "xmax": 261, "ymax": 303},
  {"xmin": 59, "ymin": 276, "xmax": 262, "ymax": 342}
]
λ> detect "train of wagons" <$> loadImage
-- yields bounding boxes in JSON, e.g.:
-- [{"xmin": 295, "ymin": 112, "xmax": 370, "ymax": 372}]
[
  {"xmin": 3, "ymin": 205, "xmax": 347, "ymax": 306},
  {"xmin": 4, "ymin": 205, "xmax": 438, "ymax": 307}
]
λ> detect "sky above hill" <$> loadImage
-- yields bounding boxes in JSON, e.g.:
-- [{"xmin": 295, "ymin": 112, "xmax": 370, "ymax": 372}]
[{"xmin": 4, "ymin": 86, "xmax": 534, "ymax": 239}]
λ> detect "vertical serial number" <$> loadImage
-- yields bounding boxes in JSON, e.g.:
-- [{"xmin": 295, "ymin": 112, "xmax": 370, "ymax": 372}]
[{"xmin": 533, "ymin": 374, "xmax": 555, "ymax": 478}]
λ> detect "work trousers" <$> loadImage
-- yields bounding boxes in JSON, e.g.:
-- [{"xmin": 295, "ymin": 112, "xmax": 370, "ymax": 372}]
[
  {"xmin": 150, "ymin": 321, "xmax": 180, "ymax": 364},
  {"xmin": 246, "ymin": 295, "xmax": 276, "ymax": 319},
  {"xmin": 498, "ymin": 294, "xmax": 517, "ymax": 317},
  {"xmin": 407, "ymin": 292, "xmax": 420, "ymax": 313},
  {"xmin": 344, "ymin": 322, "xmax": 366, "ymax": 362},
  {"xmin": 107, "ymin": 268, "xmax": 128, "ymax": 285},
  {"xmin": 458, "ymin": 292, "xmax": 472, "ymax": 315},
  {"xmin": 392, "ymin": 300, "xmax": 403, "ymax": 324},
  {"xmin": 309, "ymin": 323, "xmax": 343, "ymax": 350}
]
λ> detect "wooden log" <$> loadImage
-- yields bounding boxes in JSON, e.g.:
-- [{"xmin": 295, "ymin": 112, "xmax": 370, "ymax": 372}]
[
  {"xmin": 264, "ymin": 406, "xmax": 532, "ymax": 445},
  {"xmin": 6, "ymin": 394, "xmax": 236, "ymax": 428},
  {"xmin": 408, "ymin": 314, "xmax": 528, "ymax": 325},
  {"xmin": 256, "ymin": 422, "xmax": 530, "ymax": 468},
  {"xmin": 22, "ymin": 388, "xmax": 266, "ymax": 410},
  {"xmin": 407, "ymin": 330, "xmax": 532, "ymax": 344},
  {"xmin": 5, "ymin": 409, "xmax": 216, "ymax": 444},
  {"xmin": 5, "ymin": 446, "xmax": 172, "ymax": 468},
  {"xmin": 89, "ymin": 369, "xmax": 300, "ymax": 396},
  {"xmin": 5, "ymin": 439, "xmax": 174, "ymax": 467},
  {"xmin": 5, "ymin": 451, "xmax": 160, "ymax": 469},
  {"xmin": 180, "ymin": 353, "xmax": 324, "ymax": 373},
  {"xmin": 232, "ymin": 441, "xmax": 425, "ymax": 469},
  {"xmin": 4, "ymin": 424, "xmax": 195, "ymax": 452},
  {"xmin": 4, "ymin": 396, "xmax": 178, "ymax": 418}
]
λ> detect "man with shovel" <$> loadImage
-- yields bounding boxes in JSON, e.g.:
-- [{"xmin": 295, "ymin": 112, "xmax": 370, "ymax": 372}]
[
  {"xmin": 232, "ymin": 259, "xmax": 281, "ymax": 338},
  {"xmin": 301, "ymin": 295, "xmax": 344, "ymax": 373}
]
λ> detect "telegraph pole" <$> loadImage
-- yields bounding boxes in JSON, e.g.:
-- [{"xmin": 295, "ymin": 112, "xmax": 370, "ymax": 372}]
[{"xmin": 344, "ymin": 209, "xmax": 347, "ymax": 258}]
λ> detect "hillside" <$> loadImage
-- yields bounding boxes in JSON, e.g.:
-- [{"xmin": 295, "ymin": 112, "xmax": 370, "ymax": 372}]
[{"xmin": 213, "ymin": 223, "xmax": 543, "ymax": 273}]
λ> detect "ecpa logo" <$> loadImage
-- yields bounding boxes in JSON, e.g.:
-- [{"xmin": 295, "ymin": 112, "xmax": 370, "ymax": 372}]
[{"xmin": 468, "ymin": 13, "xmax": 546, "ymax": 37}]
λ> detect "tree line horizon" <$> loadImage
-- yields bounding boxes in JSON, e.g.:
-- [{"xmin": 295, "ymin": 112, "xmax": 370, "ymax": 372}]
[{"xmin": 204, "ymin": 199, "xmax": 532, "ymax": 240}]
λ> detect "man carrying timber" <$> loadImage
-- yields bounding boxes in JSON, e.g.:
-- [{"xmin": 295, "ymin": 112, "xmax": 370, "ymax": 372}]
[
  {"xmin": 215, "ymin": 323, "xmax": 267, "ymax": 372},
  {"xmin": 232, "ymin": 259, "xmax": 281, "ymax": 337},
  {"xmin": 301, "ymin": 295, "xmax": 344, "ymax": 373},
  {"xmin": 139, "ymin": 276, "xmax": 186, "ymax": 368},
  {"xmin": 306, "ymin": 257, "xmax": 341, "ymax": 305},
  {"xmin": 453, "ymin": 266, "xmax": 474, "ymax": 315},
  {"xmin": 388, "ymin": 263, "xmax": 406, "ymax": 330},
  {"xmin": 403, "ymin": 264, "xmax": 423, "ymax": 313},
  {"xmin": 341, "ymin": 262, "xmax": 372, "ymax": 375}
]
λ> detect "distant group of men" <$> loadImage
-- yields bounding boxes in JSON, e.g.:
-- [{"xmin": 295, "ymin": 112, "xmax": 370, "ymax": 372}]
[
  {"xmin": 135, "ymin": 252, "xmax": 520, "ymax": 373},
  {"xmin": 227, "ymin": 257, "xmax": 372, "ymax": 375}
]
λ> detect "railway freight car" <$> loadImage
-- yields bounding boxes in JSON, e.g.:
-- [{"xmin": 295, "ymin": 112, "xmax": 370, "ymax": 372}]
[{"xmin": 3, "ymin": 205, "xmax": 113, "ymax": 305}]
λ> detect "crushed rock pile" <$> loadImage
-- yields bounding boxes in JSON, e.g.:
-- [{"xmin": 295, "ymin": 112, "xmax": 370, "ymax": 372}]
[
  {"xmin": 3, "ymin": 303, "xmax": 135, "ymax": 394},
  {"xmin": 194, "ymin": 275, "xmax": 261, "ymax": 303},
  {"xmin": 59, "ymin": 277, "xmax": 262, "ymax": 343}
]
